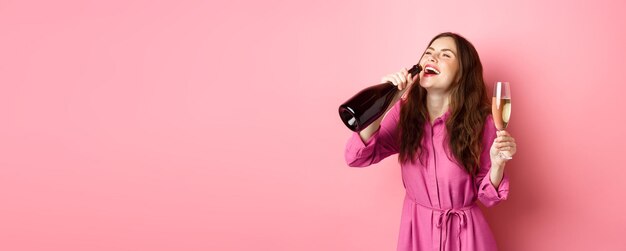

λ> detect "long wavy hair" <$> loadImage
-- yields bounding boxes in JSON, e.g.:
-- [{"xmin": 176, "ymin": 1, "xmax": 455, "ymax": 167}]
[{"xmin": 398, "ymin": 32, "xmax": 490, "ymax": 177}]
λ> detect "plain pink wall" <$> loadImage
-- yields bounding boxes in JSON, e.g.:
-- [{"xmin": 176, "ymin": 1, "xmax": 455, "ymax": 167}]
[{"xmin": 1, "ymin": 0, "xmax": 625, "ymax": 250}]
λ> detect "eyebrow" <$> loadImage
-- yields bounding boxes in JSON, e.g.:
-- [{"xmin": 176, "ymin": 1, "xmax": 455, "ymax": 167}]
[{"xmin": 427, "ymin": 47, "xmax": 457, "ymax": 56}]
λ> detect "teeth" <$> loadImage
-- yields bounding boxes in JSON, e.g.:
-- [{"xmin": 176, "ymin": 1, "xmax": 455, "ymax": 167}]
[{"xmin": 425, "ymin": 66, "xmax": 440, "ymax": 74}]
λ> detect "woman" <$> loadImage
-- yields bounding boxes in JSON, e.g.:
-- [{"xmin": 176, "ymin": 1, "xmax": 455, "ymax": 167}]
[{"xmin": 344, "ymin": 32, "xmax": 517, "ymax": 251}]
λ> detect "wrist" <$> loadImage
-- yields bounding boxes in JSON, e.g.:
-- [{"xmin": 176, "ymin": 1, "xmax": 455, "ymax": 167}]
[{"xmin": 491, "ymin": 161, "xmax": 505, "ymax": 170}]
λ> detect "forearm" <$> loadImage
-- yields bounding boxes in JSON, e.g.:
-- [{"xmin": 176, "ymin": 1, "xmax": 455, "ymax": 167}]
[
  {"xmin": 489, "ymin": 162, "xmax": 505, "ymax": 189},
  {"xmin": 358, "ymin": 115, "xmax": 384, "ymax": 143}
]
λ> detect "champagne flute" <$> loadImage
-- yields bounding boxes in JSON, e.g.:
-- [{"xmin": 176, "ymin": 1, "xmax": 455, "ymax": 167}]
[{"xmin": 492, "ymin": 82, "xmax": 512, "ymax": 160}]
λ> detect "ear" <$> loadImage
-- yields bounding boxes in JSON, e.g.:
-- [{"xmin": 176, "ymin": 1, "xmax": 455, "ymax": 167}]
[
  {"xmin": 454, "ymin": 73, "xmax": 462, "ymax": 85},
  {"xmin": 447, "ymin": 72, "xmax": 462, "ymax": 93},
  {"xmin": 455, "ymin": 63, "xmax": 463, "ymax": 84}
]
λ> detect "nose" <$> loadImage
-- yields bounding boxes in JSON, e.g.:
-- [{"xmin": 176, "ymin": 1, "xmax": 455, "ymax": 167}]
[{"xmin": 425, "ymin": 53, "xmax": 437, "ymax": 64}]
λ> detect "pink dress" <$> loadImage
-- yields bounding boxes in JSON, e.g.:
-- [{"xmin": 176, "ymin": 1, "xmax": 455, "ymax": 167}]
[{"xmin": 345, "ymin": 100, "xmax": 509, "ymax": 251}]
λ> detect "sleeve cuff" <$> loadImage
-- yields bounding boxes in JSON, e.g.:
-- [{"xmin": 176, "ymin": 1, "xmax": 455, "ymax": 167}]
[
  {"xmin": 478, "ymin": 170, "xmax": 510, "ymax": 207},
  {"xmin": 344, "ymin": 128, "xmax": 382, "ymax": 167}
]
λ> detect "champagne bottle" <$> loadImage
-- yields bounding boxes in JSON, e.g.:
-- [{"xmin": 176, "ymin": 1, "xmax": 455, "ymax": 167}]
[{"xmin": 339, "ymin": 64, "xmax": 422, "ymax": 132}]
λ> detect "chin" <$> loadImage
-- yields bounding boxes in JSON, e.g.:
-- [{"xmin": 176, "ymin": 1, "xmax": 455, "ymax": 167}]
[{"xmin": 419, "ymin": 79, "xmax": 435, "ymax": 88}]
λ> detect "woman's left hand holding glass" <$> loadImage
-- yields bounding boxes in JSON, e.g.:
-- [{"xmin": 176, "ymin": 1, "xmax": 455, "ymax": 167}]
[{"xmin": 490, "ymin": 130, "xmax": 517, "ymax": 167}]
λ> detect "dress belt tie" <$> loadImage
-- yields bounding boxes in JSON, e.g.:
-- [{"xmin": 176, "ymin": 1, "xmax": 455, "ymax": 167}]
[{"xmin": 414, "ymin": 201, "xmax": 476, "ymax": 251}]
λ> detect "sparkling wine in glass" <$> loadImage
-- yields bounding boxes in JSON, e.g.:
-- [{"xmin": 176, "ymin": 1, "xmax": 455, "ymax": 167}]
[{"xmin": 492, "ymin": 82, "xmax": 512, "ymax": 160}]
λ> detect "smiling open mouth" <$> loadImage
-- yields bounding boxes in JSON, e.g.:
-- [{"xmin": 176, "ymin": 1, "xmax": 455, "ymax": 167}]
[{"xmin": 424, "ymin": 66, "xmax": 440, "ymax": 75}]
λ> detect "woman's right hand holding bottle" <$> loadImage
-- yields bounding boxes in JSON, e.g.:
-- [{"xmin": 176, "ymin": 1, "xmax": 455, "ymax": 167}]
[{"xmin": 380, "ymin": 67, "xmax": 420, "ymax": 100}]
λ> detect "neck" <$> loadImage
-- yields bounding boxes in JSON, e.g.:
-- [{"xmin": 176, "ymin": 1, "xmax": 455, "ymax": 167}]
[{"xmin": 426, "ymin": 92, "xmax": 450, "ymax": 122}]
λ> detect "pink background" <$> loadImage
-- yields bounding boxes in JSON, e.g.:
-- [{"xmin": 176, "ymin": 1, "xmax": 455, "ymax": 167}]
[{"xmin": 1, "ymin": 0, "xmax": 625, "ymax": 250}]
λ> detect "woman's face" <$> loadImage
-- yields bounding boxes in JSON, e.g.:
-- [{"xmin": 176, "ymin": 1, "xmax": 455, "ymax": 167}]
[{"xmin": 418, "ymin": 37, "xmax": 460, "ymax": 93}]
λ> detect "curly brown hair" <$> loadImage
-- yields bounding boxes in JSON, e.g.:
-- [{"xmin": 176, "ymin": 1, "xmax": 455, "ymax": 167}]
[{"xmin": 398, "ymin": 32, "xmax": 490, "ymax": 177}]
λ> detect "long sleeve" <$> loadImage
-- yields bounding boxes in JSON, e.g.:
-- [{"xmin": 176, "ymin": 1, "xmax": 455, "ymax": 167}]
[
  {"xmin": 475, "ymin": 115, "xmax": 510, "ymax": 207},
  {"xmin": 344, "ymin": 100, "xmax": 402, "ymax": 167}
]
